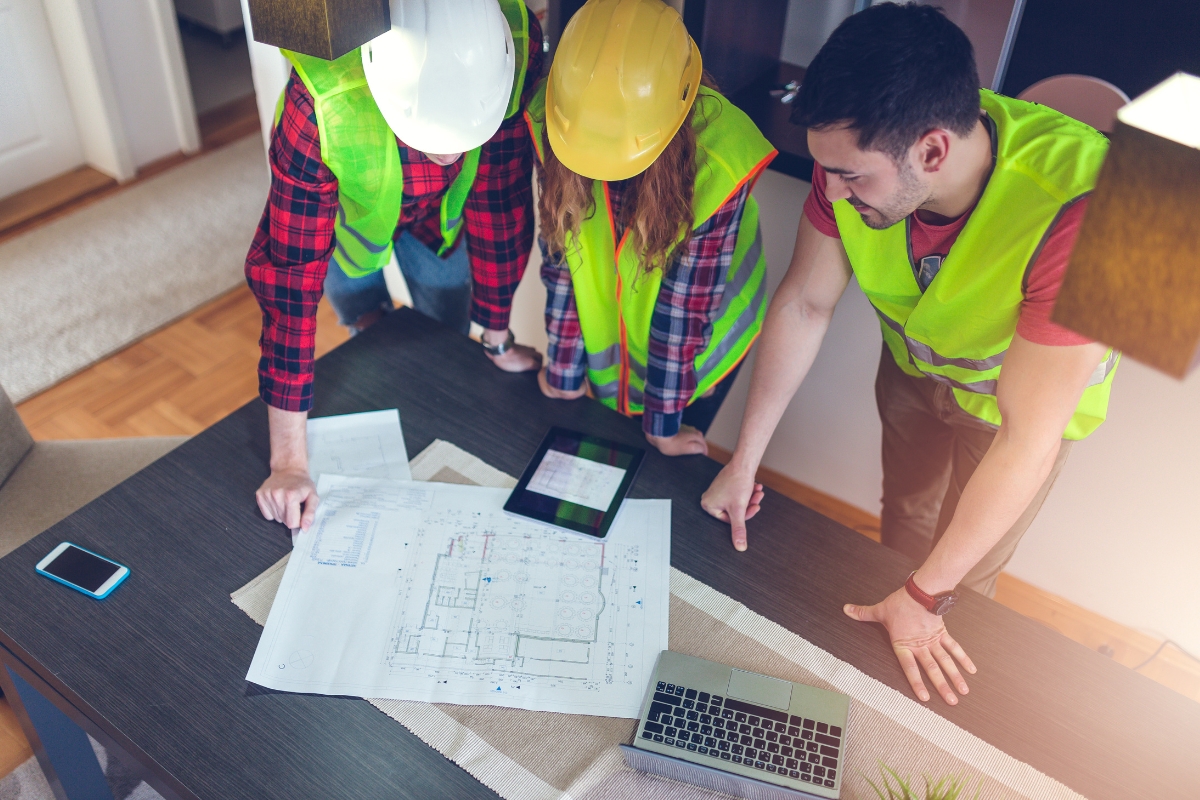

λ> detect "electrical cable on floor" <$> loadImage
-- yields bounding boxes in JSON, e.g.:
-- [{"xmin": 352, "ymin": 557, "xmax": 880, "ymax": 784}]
[{"xmin": 1132, "ymin": 639, "xmax": 1200, "ymax": 671}]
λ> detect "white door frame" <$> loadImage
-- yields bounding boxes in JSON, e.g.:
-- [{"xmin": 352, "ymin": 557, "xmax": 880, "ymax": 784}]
[
  {"xmin": 41, "ymin": 0, "xmax": 134, "ymax": 180},
  {"xmin": 38, "ymin": 0, "xmax": 200, "ymax": 183},
  {"xmin": 146, "ymin": 0, "xmax": 201, "ymax": 155},
  {"xmin": 239, "ymin": 0, "xmax": 291, "ymax": 151}
]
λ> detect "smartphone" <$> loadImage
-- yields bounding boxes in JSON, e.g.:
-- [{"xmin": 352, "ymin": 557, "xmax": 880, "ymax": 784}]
[{"xmin": 35, "ymin": 543, "xmax": 130, "ymax": 600}]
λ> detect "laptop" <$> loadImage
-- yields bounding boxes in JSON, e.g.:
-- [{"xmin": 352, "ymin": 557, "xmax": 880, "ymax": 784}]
[{"xmin": 619, "ymin": 650, "xmax": 851, "ymax": 800}]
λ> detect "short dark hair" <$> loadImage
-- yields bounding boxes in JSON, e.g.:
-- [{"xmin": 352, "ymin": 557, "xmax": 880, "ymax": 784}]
[{"xmin": 792, "ymin": 3, "xmax": 981, "ymax": 159}]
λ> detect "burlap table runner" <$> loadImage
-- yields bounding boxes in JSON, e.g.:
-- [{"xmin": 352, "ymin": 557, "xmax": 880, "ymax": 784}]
[{"xmin": 232, "ymin": 441, "xmax": 1085, "ymax": 800}]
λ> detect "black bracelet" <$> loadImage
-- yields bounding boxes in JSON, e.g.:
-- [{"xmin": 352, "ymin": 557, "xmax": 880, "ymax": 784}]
[{"xmin": 481, "ymin": 329, "xmax": 515, "ymax": 356}]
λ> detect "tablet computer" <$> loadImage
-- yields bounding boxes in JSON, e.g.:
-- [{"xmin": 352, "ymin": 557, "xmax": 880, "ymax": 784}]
[{"xmin": 504, "ymin": 427, "xmax": 646, "ymax": 540}]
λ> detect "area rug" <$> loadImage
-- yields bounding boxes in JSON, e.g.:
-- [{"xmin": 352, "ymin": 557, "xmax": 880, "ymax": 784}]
[
  {"xmin": 233, "ymin": 441, "xmax": 1087, "ymax": 800},
  {"xmin": 0, "ymin": 135, "xmax": 267, "ymax": 402}
]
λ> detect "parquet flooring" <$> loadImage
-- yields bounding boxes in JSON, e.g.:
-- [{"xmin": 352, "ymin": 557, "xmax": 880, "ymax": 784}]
[
  {"xmin": 0, "ymin": 697, "xmax": 32, "ymax": 779},
  {"xmin": 17, "ymin": 286, "xmax": 349, "ymax": 440},
  {"xmin": 0, "ymin": 166, "xmax": 116, "ymax": 237}
]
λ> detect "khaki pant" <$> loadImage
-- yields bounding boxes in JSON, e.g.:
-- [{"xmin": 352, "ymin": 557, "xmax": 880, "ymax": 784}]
[{"xmin": 874, "ymin": 346, "xmax": 1071, "ymax": 598}]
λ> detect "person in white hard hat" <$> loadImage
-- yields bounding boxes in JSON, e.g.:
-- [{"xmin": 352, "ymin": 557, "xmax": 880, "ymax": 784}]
[{"xmin": 247, "ymin": 0, "xmax": 544, "ymax": 531}]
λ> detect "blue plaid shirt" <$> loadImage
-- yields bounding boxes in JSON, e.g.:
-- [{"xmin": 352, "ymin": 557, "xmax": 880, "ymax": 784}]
[{"xmin": 541, "ymin": 184, "xmax": 750, "ymax": 437}]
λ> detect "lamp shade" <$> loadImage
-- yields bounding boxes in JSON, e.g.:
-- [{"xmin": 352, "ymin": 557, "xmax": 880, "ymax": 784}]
[
  {"xmin": 247, "ymin": 0, "xmax": 390, "ymax": 60},
  {"xmin": 1052, "ymin": 72, "xmax": 1200, "ymax": 379}
]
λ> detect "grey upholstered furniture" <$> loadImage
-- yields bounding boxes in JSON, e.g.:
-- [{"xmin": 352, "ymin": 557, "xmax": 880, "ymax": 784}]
[{"xmin": 0, "ymin": 382, "xmax": 187, "ymax": 559}]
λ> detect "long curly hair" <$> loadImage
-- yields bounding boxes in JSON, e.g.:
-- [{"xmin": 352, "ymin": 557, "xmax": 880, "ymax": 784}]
[{"xmin": 538, "ymin": 75, "xmax": 720, "ymax": 276}]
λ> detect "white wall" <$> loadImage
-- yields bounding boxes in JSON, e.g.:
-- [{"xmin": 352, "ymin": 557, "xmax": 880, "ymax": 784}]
[
  {"xmin": 780, "ymin": 0, "xmax": 856, "ymax": 67},
  {"xmin": 1008, "ymin": 362, "xmax": 1200, "ymax": 652},
  {"xmin": 508, "ymin": 167, "xmax": 1200, "ymax": 656}
]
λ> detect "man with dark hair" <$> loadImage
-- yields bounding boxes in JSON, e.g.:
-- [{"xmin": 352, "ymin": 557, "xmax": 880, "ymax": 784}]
[{"xmin": 702, "ymin": 2, "xmax": 1119, "ymax": 705}]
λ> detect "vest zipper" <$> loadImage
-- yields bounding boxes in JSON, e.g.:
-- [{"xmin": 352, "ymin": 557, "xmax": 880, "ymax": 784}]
[{"xmin": 604, "ymin": 183, "xmax": 632, "ymax": 415}]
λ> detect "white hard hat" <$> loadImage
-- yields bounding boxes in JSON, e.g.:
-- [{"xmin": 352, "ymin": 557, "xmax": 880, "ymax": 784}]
[{"xmin": 362, "ymin": 0, "xmax": 516, "ymax": 154}]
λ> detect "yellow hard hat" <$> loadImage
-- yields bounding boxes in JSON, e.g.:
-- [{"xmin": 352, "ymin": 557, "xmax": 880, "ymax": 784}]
[{"xmin": 547, "ymin": 0, "xmax": 703, "ymax": 181}]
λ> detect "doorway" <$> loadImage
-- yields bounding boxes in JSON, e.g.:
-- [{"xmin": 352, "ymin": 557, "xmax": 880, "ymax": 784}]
[{"xmin": 174, "ymin": 0, "xmax": 257, "ymax": 142}]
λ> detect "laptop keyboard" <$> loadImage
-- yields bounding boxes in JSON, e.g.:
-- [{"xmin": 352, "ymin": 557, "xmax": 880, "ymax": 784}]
[{"xmin": 640, "ymin": 680, "xmax": 841, "ymax": 790}]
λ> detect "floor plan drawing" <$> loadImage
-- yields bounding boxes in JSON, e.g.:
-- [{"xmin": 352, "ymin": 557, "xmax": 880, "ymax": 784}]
[
  {"xmin": 384, "ymin": 508, "xmax": 645, "ymax": 693},
  {"xmin": 247, "ymin": 477, "xmax": 670, "ymax": 717}
]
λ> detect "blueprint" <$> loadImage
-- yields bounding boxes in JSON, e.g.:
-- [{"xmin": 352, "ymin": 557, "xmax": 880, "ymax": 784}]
[
  {"xmin": 306, "ymin": 410, "xmax": 411, "ymax": 483},
  {"xmin": 247, "ymin": 477, "xmax": 670, "ymax": 717}
]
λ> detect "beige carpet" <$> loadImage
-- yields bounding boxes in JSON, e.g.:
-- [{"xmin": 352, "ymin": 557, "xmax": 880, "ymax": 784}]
[{"xmin": 0, "ymin": 136, "xmax": 267, "ymax": 402}]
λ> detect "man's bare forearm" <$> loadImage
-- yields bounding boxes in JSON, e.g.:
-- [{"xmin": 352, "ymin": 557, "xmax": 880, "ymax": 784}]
[
  {"xmin": 914, "ymin": 334, "xmax": 1108, "ymax": 594},
  {"xmin": 914, "ymin": 429, "xmax": 1060, "ymax": 593},
  {"xmin": 267, "ymin": 405, "xmax": 309, "ymax": 473}
]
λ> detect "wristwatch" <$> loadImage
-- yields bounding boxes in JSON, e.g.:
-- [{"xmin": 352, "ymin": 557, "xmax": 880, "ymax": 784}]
[
  {"xmin": 904, "ymin": 572, "xmax": 959, "ymax": 616},
  {"xmin": 481, "ymin": 329, "xmax": 515, "ymax": 357}
]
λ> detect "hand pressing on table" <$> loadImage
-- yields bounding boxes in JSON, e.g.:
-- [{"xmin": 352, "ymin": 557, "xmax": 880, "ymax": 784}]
[
  {"xmin": 844, "ymin": 587, "xmax": 976, "ymax": 704},
  {"xmin": 483, "ymin": 328, "xmax": 543, "ymax": 373},
  {"xmin": 256, "ymin": 406, "xmax": 320, "ymax": 531},
  {"xmin": 256, "ymin": 468, "xmax": 319, "ymax": 531},
  {"xmin": 645, "ymin": 424, "xmax": 709, "ymax": 457}
]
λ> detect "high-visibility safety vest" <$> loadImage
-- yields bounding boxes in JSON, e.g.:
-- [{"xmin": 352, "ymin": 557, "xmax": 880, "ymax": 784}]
[
  {"xmin": 526, "ymin": 83, "xmax": 776, "ymax": 416},
  {"xmin": 836, "ymin": 90, "xmax": 1119, "ymax": 440},
  {"xmin": 277, "ymin": 0, "xmax": 530, "ymax": 278}
]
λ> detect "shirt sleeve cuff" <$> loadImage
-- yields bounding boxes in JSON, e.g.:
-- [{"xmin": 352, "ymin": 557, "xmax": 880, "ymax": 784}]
[
  {"xmin": 546, "ymin": 363, "xmax": 585, "ymax": 392},
  {"xmin": 258, "ymin": 372, "xmax": 314, "ymax": 413},
  {"xmin": 644, "ymin": 410, "xmax": 682, "ymax": 438}
]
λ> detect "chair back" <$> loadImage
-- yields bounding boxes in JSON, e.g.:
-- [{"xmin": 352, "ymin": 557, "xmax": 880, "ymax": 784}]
[
  {"xmin": 0, "ymin": 382, "xmax": 34, "ymax": 486},
  {"xmin": 1018, "ymin": 74, "xmax": 1131, "ymax": 133}
]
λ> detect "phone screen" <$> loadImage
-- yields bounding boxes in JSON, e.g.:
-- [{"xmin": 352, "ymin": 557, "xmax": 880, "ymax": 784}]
[{"xmin": 42, "ymin": 546, "xmax": 121, "ymax": 593}]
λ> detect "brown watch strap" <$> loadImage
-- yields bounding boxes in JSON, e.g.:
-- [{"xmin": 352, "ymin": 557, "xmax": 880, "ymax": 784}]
[{"xmin": 904, "ymin": 571, "xmax": 959, "ymax": 616}]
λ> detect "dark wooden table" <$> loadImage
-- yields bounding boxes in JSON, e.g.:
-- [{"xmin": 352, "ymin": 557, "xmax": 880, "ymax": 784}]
[{"xmin": 0, "ymin": 309, "xmax": 1196, "ymax": 799}]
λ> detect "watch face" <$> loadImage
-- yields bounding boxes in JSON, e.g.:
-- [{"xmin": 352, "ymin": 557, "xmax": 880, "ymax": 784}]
[{"xmin": 932, "ymin": 594, "xmax": 958, "ymax": 616}]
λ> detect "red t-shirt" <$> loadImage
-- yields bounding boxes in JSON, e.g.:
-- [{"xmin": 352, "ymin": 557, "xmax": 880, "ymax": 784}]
[{"xmin": 803, "ymin": 163, "xmax": 1093, "ymax": 346}]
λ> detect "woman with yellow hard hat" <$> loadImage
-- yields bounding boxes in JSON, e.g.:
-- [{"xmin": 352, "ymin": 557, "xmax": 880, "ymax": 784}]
[{"xmin": 528, "ymin": 0, "xmax": 777, "ymax": 457}]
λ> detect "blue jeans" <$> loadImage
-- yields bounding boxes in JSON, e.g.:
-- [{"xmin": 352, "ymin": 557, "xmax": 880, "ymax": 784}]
[{"xmin": 323, "ymin": 230, "xmax": 471, "ymax": 335}]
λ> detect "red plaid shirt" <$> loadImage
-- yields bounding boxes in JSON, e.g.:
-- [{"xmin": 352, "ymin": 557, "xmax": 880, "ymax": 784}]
[{"xmin": 245, "ymin": 14, "xmax": 543, "ymax": 412}]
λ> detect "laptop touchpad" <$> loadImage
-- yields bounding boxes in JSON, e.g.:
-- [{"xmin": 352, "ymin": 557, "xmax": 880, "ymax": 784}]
[{"xmin": 727, "ymin": 669, "xmax": 793, "ymax": 710}]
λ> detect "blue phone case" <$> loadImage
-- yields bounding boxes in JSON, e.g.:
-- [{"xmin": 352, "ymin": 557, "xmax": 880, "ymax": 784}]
[{"xmin": 36, "ymin": 543, "xmax": 130, "ymax": 600}]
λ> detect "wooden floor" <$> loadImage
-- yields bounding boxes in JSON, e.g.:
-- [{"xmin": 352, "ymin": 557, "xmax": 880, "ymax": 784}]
[{"xmin": 0, "ymin": 698, "xmax": 32, "ymax": 779}]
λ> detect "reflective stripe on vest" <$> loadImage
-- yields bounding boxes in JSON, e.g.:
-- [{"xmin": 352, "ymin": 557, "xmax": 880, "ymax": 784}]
[
  {"xmin": 837, "ymin": 90, "xmax": 1118, "ymax": 440},
  {"xmin": 525, "ymin": 84, "xmax": 776, "ymax": 416},
  {"xmin": 280, "ymin": 0, "xmax": 529, "ymax": 278},
  {"xmin": 870, "ymin": 303, "xmax": 1118, "ymax": 396}
]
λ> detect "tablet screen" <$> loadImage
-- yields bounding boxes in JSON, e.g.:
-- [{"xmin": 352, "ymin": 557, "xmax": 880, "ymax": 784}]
[
  {"xmin": 504, "ymin": 428, "xmax": 645, "ymax": 539},
  {"xmin": 528, "ymin": 449, "xmax": 626, "ymax": 511}
]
